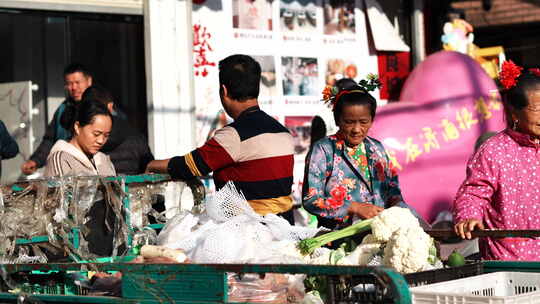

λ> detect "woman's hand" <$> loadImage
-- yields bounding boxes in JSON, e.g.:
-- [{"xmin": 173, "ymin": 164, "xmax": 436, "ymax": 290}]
[
  {"xmin": 348, "ymin": 202, "xmax": 383, "ymax": 219},
  {"xmin": 454, "ymin": 219, "xmax": 484, "ymax": 240}
]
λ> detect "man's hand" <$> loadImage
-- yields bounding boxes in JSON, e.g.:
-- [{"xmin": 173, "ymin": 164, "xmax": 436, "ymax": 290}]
[
  {"xmin": 21, "ymin": 160, "xmax": 38, "ymax": 175},
  {"xmin": 348, "ymin": 202, "xmax": 384, "ymax": 219},
  {"xmin": 145, "ymin": 159, "xmax": 170, "ymax": 174},
  {"xmin": 454, "ymin": 219, "xmax": 484, "ymax": 240}
]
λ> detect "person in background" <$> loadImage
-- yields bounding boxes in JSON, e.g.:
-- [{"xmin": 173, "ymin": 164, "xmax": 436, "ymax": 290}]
[
  {"xmin": 309, "ymin": 115, "xmax": 327, "ymax": 148},
  {"xmin": 302, "ymin": 78, "xmax": 423, "ymax": 231},
  {"xmin": 454, "ymin": 62, "xmax": 540, "ymax": 260},
  {"xmin": 44, "ymin": 98, "xmax": 114, "ymax": 177},
  {"xmin": 0, "ymin": 120, "xmax": 19, "ymax": 177},
  {"xmin": 21, "ymin": 63, "xmax": 93, "ymax": 175},
  {"xmin": 473, "ymin": 131, "xmax": 497, "ymax": 152},
  {"xmin": 146, "ymin": 54, "xmax": 295, "ymax": 223},
  {"xmin": 81, "ymin": 86, "xmax": 154, "ymax": 175}
]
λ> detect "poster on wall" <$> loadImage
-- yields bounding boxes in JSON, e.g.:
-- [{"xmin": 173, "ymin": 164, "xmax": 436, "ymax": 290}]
[
  {"xmin": 323, "ymin": 0, "xmax": 356, "ymax": 35},
  {"xmin": 284, "ymin": 116, "xmax": 314, "ymax": 203},
  {"xmin": 191, "ymin": 0, "xmax": 378, "ymax": 205},
  {"xmin": 280, "ymin": 1, "xmax": 317, "ymax": 34}
]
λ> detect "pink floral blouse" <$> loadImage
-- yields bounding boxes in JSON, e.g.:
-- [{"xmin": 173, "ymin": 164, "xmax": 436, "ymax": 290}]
[{"xmin": 453, "ymin": 129, "xmax": 540, "ymax": 260}]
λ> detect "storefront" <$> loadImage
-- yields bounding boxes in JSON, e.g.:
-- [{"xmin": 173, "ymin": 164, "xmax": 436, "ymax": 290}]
[{"xmin": 0, "ymin": 1, "xmax": 147, "ymax": 153}]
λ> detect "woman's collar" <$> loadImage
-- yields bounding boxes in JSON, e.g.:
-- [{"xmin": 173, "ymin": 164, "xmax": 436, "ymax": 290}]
[
  {"xmin": 332, "ymin": 132, "xmax": 367, "ymax": 149},
  {"xmin": 505, "ymin": 128, "xmax": 540, "ymax": 147}
]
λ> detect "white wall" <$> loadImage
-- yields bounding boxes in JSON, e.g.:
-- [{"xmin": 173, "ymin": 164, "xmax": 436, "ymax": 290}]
[
  {"xmin": 144, "ymin": 0, "xmax": 196, "ymax": 158},
  {"xmin": 0, "ymin": 0, "xmax": 143, "ymax": 15}
]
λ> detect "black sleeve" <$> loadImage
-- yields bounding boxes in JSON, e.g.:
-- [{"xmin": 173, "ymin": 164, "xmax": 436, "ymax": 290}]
[
  {"xmin": 137, "ymin": 135, "xmax": 155, "ymax": 174},
  {"xmin": 29, "ymin": 110, "xmax": 59, "ymax": 167},
  {"xmin": 167, "ymin": 156, "xmax": 196, "ymax": 180},
  {"xmin": 0, "ymin": 121, "xmax": 19, "ymax": 159}
]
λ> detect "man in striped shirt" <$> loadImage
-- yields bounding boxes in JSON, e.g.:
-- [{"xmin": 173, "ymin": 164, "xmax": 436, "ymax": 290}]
[{"xmin": 146, "ymin": 54, "xmax": 295, "ymax": 220}]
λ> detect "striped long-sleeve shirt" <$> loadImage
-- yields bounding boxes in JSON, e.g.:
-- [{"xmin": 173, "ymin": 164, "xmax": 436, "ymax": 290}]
[{"xmin": 168, "ymin": 106, "xmax": 295, "ymax": 215}]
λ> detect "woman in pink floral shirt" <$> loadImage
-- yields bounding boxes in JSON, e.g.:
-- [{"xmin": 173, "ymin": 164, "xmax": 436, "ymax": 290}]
[{"xmin": 454, "ymin": 62, "xmax": 540, "ymax": 260}]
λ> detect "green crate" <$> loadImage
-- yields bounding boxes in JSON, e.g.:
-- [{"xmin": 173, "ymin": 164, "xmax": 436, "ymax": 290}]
[
  {"xmin": 0, "ymin": 262, "xmax": 411, "ymax": 304},
  {"xmin": 483, "ymin": 261, "xmax": 540, "ymax": 273},
  {"xmin": 118, "ymin": 263, "xmax": 411, "ymax": 304},
  {"xmin": 7, "ymin": 270, "xmax": 89, "ymax": 296}
]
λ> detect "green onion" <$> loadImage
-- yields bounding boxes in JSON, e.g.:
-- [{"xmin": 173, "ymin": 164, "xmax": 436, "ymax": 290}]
[{"xmin": 298, "ymin": 218, "xmax": 374, "ymax": 255}]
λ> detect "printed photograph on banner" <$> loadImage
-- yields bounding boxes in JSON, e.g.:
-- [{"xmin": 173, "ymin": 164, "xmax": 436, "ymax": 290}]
[
  {"xmin": 232, "ymin": 0, "xmax": 273, "ymax": 31},
  {"xmin": 286, "ymin": 116, "xmax": 312, "ymax": 157},
  {"xmin": 325, "ymin": 58, "xmax": 358, "ymax": 86},
  {"xmin": 323, "ymin": 0, "xmax": 356, "ymax": 35},
  {"xmin": 252, "ymin": 55, "xmax": 277, "ymax": 98},
  {"xmin": 282, "ymin": 57, "xmax": 319, "ymax": 96},
  {"xmin": 280, "ymin": 0, "xmax": 317, "ymax": 33}
]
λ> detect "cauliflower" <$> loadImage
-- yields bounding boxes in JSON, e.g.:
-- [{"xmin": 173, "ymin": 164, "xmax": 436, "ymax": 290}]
[
  {"xmin": 382, "ymin": 226, "xmax": 432, "ymax": 274},
  {"xmin": 361, "ymin": 233, "xmax": 382, "ymax": 245},
  {"xmin": 308, "ymin": 248, "xmax": 333, "ymax": 265},
  {"xmin": 371, "ymin": 207, "xmax": 420, "ymax": 242}
]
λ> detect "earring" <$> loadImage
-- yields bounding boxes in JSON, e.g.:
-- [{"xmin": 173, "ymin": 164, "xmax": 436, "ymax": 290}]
[{"xmin": 513, "ymin": 120, "xmax": 518, "ymax": 131}]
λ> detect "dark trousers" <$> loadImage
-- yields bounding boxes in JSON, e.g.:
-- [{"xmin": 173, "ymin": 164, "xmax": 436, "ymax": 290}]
[
  {"xmin": 85, "ymin": 200, "xmax": 115, "ymax": 256},
  {"xmin": 277, "ymin": 208, "xmax": 295, "ymax": 225}
]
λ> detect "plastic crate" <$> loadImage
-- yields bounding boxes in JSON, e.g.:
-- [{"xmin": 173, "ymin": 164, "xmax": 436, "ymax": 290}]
[
  {"xmin": 410, "ymin": 272, "xmax": 540, "ymax": 304},
  {"xmin": 119, "ymin": 263, "xmax": 411, "ymax": 304},
  {"xmin": 329, "ymin": 262, "xmax": 483, "ymax": 302},
  {"xmin": 405, "ymin": 262, "xmax": 483, "ymax": 287},
  {"xmin": 0, "ymin": 263, "xmax": 411, "ymax": 304},
  {"xmin": 10, "ymin": 271, "xmax": 89, "ymax": 296}
]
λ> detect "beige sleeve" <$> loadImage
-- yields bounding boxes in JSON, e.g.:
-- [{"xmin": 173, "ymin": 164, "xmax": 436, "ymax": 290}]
[{"xmin": 44, "ymin": 151, "xmax": 72, "ymax": 177}]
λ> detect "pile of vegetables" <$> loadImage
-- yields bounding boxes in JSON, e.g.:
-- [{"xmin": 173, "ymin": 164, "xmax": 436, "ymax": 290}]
[{"xmin": 297, "ymin": 207, "xmax": 441, "ymax": 274}]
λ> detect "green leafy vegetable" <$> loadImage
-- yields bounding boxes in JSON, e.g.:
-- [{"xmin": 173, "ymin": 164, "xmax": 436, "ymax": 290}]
[{"xmin": 298, "ymin": 218, "xmax": 374, "ymax": 255}]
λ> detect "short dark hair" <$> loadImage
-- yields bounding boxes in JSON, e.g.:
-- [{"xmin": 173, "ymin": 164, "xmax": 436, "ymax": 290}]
[
  {"xmin": 218, "ymin": 54, "xmax": 261, "ymax": 101},
  {"xmin": 60, "ymin": 98, "xmax": 112, "ymax": 132},
  {"xmin": 332, "ymin": 78, "xmax": 377, "ymax": 125},
  {"xmin": 63, "ymin": 63, "xmax": 92, "ymax": 79},
  {"xmin": 501, "ymin": 70, "xmax": 540, "ymax": 127},
  {"xmin": 82, "ymin": 85, "xmax": 114, "ymax": 106}
]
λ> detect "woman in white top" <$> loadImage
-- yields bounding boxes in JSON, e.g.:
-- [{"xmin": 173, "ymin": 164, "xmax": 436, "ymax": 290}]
[
  {"xmin": 45, "ymin": 98, "xmax": 115, "ymax": 177},
  {"xmin": 44, "ymin": 97, "xmax": 116, "ymax": 256}
]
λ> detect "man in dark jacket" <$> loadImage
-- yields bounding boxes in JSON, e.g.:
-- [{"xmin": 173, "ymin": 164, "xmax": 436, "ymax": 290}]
[
  {"xmin": 21, "ymin": 63, "xmax": 92, "ymax": 175},
  {"xmin": 0, "ymin": 120, "xmax": 19, "ymax": 178},
  {"xmin": 21, "ymin": 64, "xmax": 153, "ymax": 175}
]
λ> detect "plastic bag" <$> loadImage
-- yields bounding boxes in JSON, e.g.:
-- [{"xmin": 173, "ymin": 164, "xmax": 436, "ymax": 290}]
[
  {"xmin": 190, "ymin": 215, "xmax": 274, "ymax": 263},
  {"xmin": 228, "ymin": 273, "xmax": 305, "ymax": 303},
  {"xmin": 157, "ymin": 211, "xmax": 199, "ymax": 247},
  {"xmin": 301, "ymin": 291, "xmax": 324, "ymax": 304}
]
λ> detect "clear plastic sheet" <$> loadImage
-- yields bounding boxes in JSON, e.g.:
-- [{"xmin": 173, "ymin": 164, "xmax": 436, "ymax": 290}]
[
  {"xmin": 228, "ymin": 273, "xmax": 305, "ymax": 303},
  {"xmin": 0, "ymin": 175, "xmax": 200, "ymax": 263}
]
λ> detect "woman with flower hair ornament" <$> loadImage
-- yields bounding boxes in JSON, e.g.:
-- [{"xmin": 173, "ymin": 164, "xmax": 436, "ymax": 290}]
[
  {"xmin": 302, "ymin": 77, "xmax": 423, "ymax": 231},
  {"xmin": 454, "ymin": 61, "xmax": 540, "ymax": 260}
]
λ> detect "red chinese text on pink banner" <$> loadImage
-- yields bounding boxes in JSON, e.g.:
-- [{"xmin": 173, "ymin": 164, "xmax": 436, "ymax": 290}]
[{"xmin": 369, "ymin": 51, "xmax": 505, "ymax": 223}]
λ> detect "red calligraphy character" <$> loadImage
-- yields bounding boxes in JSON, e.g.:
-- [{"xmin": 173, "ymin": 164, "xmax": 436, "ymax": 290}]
[{"xmin": 193, "ymin": 24, "xmax": 216, "ymax": 77}]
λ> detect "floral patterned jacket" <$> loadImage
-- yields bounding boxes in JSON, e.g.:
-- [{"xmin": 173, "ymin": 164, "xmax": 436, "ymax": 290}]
[{"xmin": 302, "ymin": 134, "xmax": 412, "ymax": 222}]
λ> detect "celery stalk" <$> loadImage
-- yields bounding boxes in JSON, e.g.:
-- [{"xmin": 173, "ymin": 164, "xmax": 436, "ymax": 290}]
[{"xmin": 298, "ymin": 218, "xmax": 374, "ymax": 255}]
